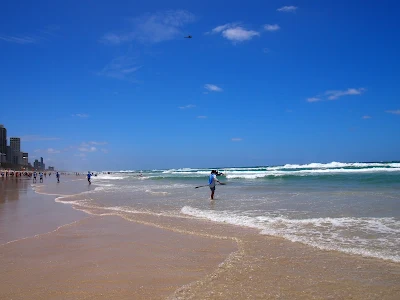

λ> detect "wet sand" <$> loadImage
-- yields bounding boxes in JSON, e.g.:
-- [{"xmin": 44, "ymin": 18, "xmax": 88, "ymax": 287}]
[
  {"xmin": 1, "ymin": 176, "xmax": 400, "ymax": 299},
  {"xmin": 0, "ymin": 178, "xmax": 88, "ymax": 244},
  {"xmin": 0, "ymin": 177, "xmax": 236, "ymax": 299}
]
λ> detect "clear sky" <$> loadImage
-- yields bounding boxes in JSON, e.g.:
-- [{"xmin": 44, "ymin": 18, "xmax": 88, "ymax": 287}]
[{"xmin": 1, "ymin": 0, "xmax": 399, "ymax": 171}]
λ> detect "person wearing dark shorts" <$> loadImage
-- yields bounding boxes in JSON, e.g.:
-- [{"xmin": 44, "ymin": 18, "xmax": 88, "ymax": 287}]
[
  {"xmin": 208, "ymin": 170, "xmax": 221, "ymax": 200},
  {"xmin": 87, "ymin": 172, "xmax": 91, "ymax": 185}
]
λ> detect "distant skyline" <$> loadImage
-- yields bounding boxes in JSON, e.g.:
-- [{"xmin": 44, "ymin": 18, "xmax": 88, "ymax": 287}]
[{"xmin": 1, "ymin": 0, "xmax": 399, "ymax": 171}]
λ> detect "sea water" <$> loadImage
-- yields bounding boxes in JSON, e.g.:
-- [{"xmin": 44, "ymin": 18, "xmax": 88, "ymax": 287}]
[{"xmin": 66, "ymin": 162, "xmax": 400, "ymax": 262}]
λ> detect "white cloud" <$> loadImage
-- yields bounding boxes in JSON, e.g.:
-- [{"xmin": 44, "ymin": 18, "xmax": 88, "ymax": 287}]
[
  {"xmin": 101, "ymin": 33, "xmax": 124, "ymax": 45},
  {"xmin": 325, "ymin": 88, "xmax": 366, "ymax": 100},
  {"xmin": 0, "ymin": 35, "xmax": 37, "ymax": 44},
  {"xmin": 222, "ymin": 27, "xmax": 259, "ymax": 42},
  {"xmin": 308, "ymin": 88, "xmax": 366, "ymax": 103},
  {"xmin": 362, "ymin": 115, "xmax": 372, "ymax": 119},
  {"xmin": 277, "ymin": 6, "xmax": 298, "ymax": 13},
  {"xmin": 98, "ymin": 56, "xmax": 141, "ymax": 81},
  {"xmin": 264, "ymin": 24, "xmax": 280, "ymax": 32},
  {"xmin": 76, "ymin": 141, "xmax": 108, "ymax": 153},
  {"xmin": 210, "ymin": 23, "xmax": 259, "ymax": 43},
  {"xmin": 78, "ymin": 142, "xmax": 97, "ymax": 152},
  {"xmin": 72, "ymin": 113, "xmax": 89, "ymax": 118},
  {"xmin": 211, "ymin": 23, "xmax": 235, "ymax": 34},
  {"xmin": 307, "ymin": 97, "xmax": 321, "ymax": 103},
  {"xmin": 179, "ymin": 104, "xmax": 196, "ymax": 109},
  {"xmin": 78, "ymin": 146, "xmax": 97, "ymax": 152},
  {"xmin": 204, "ymin": 84, "xmax": 223, "ymax": 92},
  {"xmin": 231, "ymin": 138, "xmax": 243, "ymax": 142},
  {"xmin": 197, "ymin": 116, "xmax": 207, "ymax": 119},
  {"xmin": 21, "ymin": 135, "xmax": 61, "ymax": 142},
  {"xmin": 101, "ymin": 10, "xmax": 195, "ymax": 45},
  {"xmin": 88, "ymin": 141, "xmax": 108, "ymax": 145},
  {"xmin": 386, "ymin": 110, "xmax": 400, "ymax": 115},
  {"xmin": 0, "ymin": 27, "xmax": 59, "ymax": 45},
  {"xmin": 47, "ymin": 148, "xmax": 61, "ymax": 154}
]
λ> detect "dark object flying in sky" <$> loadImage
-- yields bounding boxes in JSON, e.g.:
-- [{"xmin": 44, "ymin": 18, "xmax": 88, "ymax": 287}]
[{"xmin": 184, "ymin": 35, "xmax": 192, "ymax": 38}]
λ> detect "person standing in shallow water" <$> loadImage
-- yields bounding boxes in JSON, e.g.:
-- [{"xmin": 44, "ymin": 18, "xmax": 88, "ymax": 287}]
[
  {"xmin": 208, "ymin": 170, "xmax": 221, "ymax": 200},
  {"xmin": 56, "ymin": 172, "xmax": 60, "ymax": 183},
  {"xmin": 87, "ymin": 171, "xmax": 91, "ymax": 185}
]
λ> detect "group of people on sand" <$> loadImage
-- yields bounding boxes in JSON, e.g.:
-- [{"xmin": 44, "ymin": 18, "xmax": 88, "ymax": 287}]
[
  {"xmin": 31, "ymin": 171, "xmax": 60, "ymax": 183},
  {"xmin": 0, "ymin": 170, "xmax": 62, "ymax": 183}
]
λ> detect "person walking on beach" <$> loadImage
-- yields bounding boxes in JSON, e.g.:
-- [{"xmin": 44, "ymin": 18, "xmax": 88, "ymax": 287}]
[
  {"xmin": 87, "ymin": 171, "xmax": 91, "ymax": 185},
  {"xmin": 209, "ymin": 170, "xmax": 221, "ymax": 200},
  {"xmin": 56, "ymin": 171, "xmax": 60, "ymax": 183},
  {"xmin": 39, "ymin": 172, "xmax": 43, "ymax": 183},
  {"xmin": 33, "ymin": 171, "xmax": 37, "ymax": 183}
]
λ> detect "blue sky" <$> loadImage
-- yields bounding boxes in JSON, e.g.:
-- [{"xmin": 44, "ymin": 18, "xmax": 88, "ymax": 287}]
[{"xmin": 1, "ymin": 0, "xmax": 399, "ymax": 171}]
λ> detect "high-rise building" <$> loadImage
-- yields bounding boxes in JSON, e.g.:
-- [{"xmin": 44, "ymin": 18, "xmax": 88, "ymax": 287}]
[
  {"xmin": 40, "ymin": 157, "xmax": 45, "ymax": 170},
  {"xmin": 10, "ymin": 137, "xmax": 21, "ymax": 165},
  {"xmin": 34, "ymin": 159, "xmax": 40, "ymax": 170},
  {"xmin": 6, "ymin": 146, "xmax": 12, "ymax": 163},
  {"xmin": 10, "ymin": 137, "xmax": 21, "ymax": 152},
  {"xmin": 22, "ymin": 152, "xmax": 29, "ymax": 166},
  {"xmin": 0, "ymin": 125, "xmax": 6, "ymax": 162}
]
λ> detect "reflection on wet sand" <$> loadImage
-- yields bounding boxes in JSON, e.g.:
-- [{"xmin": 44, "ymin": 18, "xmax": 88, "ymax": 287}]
[
  {"xmin": 0, "ymin": 177, "xmax": 29, "ymax": 203},
  {"xmin": 0, "ymin": 178, "xmax": 87, "ymax": 245}
]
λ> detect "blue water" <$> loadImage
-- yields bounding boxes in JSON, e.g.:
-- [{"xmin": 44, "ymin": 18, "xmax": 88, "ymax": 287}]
[{"xmin": 64, "ymin": 161, "xmax": 400, "ymax": 262}]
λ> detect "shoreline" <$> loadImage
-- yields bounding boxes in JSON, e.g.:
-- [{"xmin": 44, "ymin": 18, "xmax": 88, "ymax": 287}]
[
  {"xmin": 1, "ymin": 176, "xmax": 400, "ymax": 299},
  {"xmin": 0, "ymin": 176, "xmax": 238, "ymax": 299}
]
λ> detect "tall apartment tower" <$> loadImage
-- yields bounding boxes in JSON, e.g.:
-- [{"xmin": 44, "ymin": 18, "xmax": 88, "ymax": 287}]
[
  {"xmin": 10, "ymin": 137, "xmax": 21, "ymax": 165},
  {"xmin": 10, "ymin": 137, "xmax": 21, "ymax": 152},
  {"xmin": 0, "ymin": 125, "xmax": 6, "ymax": 163},
  {"xmin": 40, "ymin": 157, "xmax": 45, "ymax": 170}
]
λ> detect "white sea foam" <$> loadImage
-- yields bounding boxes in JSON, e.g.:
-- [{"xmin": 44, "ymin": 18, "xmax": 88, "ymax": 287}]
[
  {"xmin": 145, "ymin": 189, "xmax": 170, "ymax": 195},
  {"xmin": 104, "ymin": 162, "xmax": 400, "ymax": 176},
  {"xmin": 96, "ymin": 175, "xmax": 128, "ymax": 180},
  {"xmin": 225, "ymin": 167, "xmax": 400, "ymax": 179},
  {"xmin": 276, "ymin": 161, "xmax": 399, "ymax": 169},
  {"xmin": 181, "ymin": 206, "xmax": 400, "ymax": 262}
]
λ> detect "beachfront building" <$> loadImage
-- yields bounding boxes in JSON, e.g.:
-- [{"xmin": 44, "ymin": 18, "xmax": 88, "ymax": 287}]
[
  {"xmin": 0, "ymin": 125, "xmax": 31, "ymax": 169},
  {"xmin": 34, "ymin": 159, "xmax": 40, "ymax": 170},
  {"xmin": 41, "ymin": 157, "xmax": 45, "ymax": 170},
  {"xmin": 22, "ymin": 152, "xmax": 29, "ymax": 166},
  {"xmin": 33, "ymin": 157, "xmax": 45, "ymax": 170},
  {"xmin": 0, "ymin": 125, "xmax": 6, "ymax": 163},
  {"xmin": 10, "ymin": 137, "xmax": 21, "ymax": 165}
]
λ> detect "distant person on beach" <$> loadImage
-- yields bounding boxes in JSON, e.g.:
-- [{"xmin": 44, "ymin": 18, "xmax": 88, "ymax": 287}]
[
  {"xmin": 39, "ymin": 172, "xmax": 43, "ymax": 183},
  {"xmin": 33, "ymin": 171, "xmax": 37, "ymax": 182},
  {"xmin": 209, "ymin": 170, "xmax": 221, "ymax": 200},
  {"xmin": 87, "ymin": 171, "xmax": 91, "ymax": 185},
  {"xmin": 56, "ymin": 172, "xmax": 60, "ymax": 183}
]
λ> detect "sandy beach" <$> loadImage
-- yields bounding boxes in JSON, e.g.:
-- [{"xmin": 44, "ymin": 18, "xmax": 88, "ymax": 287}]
[{"xmin": 1, "ymin": 176, "xmax": 400, "ymax": 299}]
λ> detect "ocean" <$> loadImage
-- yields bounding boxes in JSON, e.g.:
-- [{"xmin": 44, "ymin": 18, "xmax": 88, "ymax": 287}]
[{"xmin": 59, "ymin": 161, "xmax": 400, "ymax": 263}]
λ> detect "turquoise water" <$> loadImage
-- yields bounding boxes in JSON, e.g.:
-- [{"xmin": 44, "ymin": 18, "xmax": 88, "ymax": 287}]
[{"xmin": 62, "ymin": 162, "xmax": 400, "ymax": 262}]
